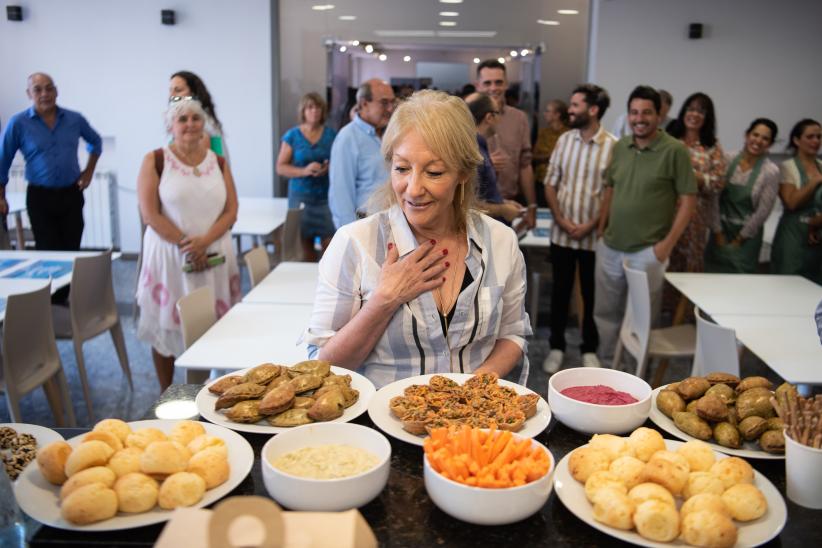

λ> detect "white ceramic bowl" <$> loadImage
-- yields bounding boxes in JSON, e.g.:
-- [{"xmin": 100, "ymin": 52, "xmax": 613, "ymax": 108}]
[
  {"xmin": 423, "ymin": 436, "xmax": 554, "ymax": 525},
  {"xmin": 261, "ymin": 423, "xmax": 391, "ymax": 511},
  {"xmin": 548, "ymin": 367, "xmax": 652, "ymax": 434}
]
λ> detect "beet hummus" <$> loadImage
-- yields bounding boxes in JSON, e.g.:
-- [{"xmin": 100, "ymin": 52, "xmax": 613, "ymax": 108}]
[{"xmin": 560, "ymin": 385, "xmax": 638, "ymax": 405}]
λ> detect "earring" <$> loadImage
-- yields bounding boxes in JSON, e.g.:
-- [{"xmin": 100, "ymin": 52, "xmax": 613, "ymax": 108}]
[{"xmin": 459, "ymin": 183, "xmax": 465, "ymax": 204}]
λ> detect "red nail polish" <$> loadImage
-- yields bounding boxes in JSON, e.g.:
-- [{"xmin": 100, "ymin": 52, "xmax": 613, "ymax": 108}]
[
  {"xmin": 442, "ymin": 277, "xmax": 446, "ymax": 282},
  {"xmin": 387, "ymin": 242, "xmax": 393, "ymax": 250},
  {"xmin": 442, "ymin": 249, "xmax": 448, "ymax": 256},
  {"xmin": 445, "ymin": 261, "xmax": 450, "ymax": 267},
  {"xmin": 430, "ymin": 239, "xmax": 436, "ymax": 245}
]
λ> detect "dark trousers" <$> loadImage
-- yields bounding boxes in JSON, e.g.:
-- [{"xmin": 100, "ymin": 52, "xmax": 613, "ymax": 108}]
[
  {"xmin": 550, "ymin": 244, "xmax": 598, "ymax": 354},
  {"xmin": 26, "ymin": 184, "xmax": 84, "ymax": 302}
]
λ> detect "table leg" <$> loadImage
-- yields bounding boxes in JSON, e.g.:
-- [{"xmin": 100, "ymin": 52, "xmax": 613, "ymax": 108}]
[
  {"xmin": 185, "ymin": 369, "xmax": 210, "ymax": 384},
  {"xmin": 14, "ymin": 212, "xmax": 24, "ymax": 250}
]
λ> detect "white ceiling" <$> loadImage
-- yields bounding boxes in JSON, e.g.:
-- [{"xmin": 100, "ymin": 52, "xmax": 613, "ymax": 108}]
[{"xmin": 290, "ymin": 0, "xmax": 589, "ymax": 50}]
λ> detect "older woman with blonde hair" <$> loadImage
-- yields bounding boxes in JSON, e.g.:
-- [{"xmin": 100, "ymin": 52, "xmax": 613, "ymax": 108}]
[
  {"xmin": 302, "ymin": 90, "xmax": 532, "ymax": 388},
  {"xmin": 276, "ymin": 92, "xmax": 337, "ymax": 260}
]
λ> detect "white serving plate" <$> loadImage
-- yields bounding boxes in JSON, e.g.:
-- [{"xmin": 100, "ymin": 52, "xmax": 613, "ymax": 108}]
[
  {"xmin": 13, "ymin": 419, "xmax": 254, "ymax": 531},
  {"xmin": 648, "ymin": 386, "xmax": 784, "ymax": 460},
  {"xmin": 196, "ymin": 366, "xmax": 376, "ymax": 434},
  {"xmin": 0, "ymin": 423, "xmax": 64, "ymax": 480},
  {"xmin": 367, "ymin": 373, "xmax": 551, "ymax": 446},
  {"xmin": 553, "ymin": 439, "xmax": 787, "ymax": 547}
]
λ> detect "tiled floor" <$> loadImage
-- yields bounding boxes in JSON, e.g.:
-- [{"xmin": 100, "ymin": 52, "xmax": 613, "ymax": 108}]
[{"xmin": 0, "ymin": 256, "xmax": 785, "ymax": 428}]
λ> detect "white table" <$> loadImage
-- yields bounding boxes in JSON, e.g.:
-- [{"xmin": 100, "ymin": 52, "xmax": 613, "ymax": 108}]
[
  {"xmin": 665, "ymin": 273, "xmax": 822, "ymax": 318},
  {"xmin": 518, "ymin": 208, "xmax": 552, "ymax": 249},
  {"xmin": 175, "ymin": 302, "xmax": 312, "ymax": 374},
  {"xmin": 232, "ymin": 197, "xmax": 289, "ymax": 248},
  {"xmin": 5, "ymin": 191, "xmax": 27, "ymax": 250},
  {"xmin": 242, "ymin": 262, "xmax": 319, "ymax": 305},
  {"xmin": 712, "ymin": 314, "xmax": 822, "ymax": 384}
]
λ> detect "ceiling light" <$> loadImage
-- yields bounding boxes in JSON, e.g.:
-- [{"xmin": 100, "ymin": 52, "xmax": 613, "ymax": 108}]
[
  {"xmin": 378, "ymin": 54, "xmax": 387, "ymax": 61},
  {"xmin": 473, "ymin": 57, "xmax": 480, "ymax": 64},
  {"xmin": 339, "ymin": 45, "xmax": 347, "ymax": 52},
  {"xmin": 364, "ymin": 44, "xmax": 374, "ymax": 53},
  {"xmin": 537, "ymin": 19, "xmax": 560, "ymax": 26},
  {"xmin": 311, "ymin": 4, "xmax": 335, "ymax": 11},
  {"xmin": 510, "ymin": 50, "xmax": 518, "ymax": 57},
  {"xmin": 436, "ymin": 30, "xmax": 497, "ymax": 38},
  {"xmin": 338, "ymin": 15, "xmax": 356, "ymax": 21},
  {"xmin": 439, "ymin": 11, "xmax": 459, "ymax": 16},
  {"xmin": 558, "ymin": 9, "xmax": 579, "ymax": 15},
  {"xmin": 375, "ymin": 30, "xmax": 436, "ymax": 37},
  {"xmin": 439, "ymin": 0, "xmax": 463, "ymax": 3},
  {"xmin": 439, "ymin": 21, "xmax": 457, "ymax": 27},
  {"xmin": 351, "ymin": 40, "xmax": 360, "ymax": 46},
  {"xmin": 498, "ymin": 57, "xmax": 506, "ymax": 64},
  {"xmin": 520, "ymin": 49, "xmax": 529, "ymax": 56},
  {"xmin": 403, "ymin": 55, "xmax": 411, "ymax": 62}
]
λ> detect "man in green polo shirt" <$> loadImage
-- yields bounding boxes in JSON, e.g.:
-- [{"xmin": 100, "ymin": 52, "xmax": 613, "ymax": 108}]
[{"xmin": 594, "ymin": 85, "xmax": 697, "ymax": 369}]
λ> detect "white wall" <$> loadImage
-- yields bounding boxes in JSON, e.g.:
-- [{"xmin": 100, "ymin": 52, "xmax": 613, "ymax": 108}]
[
  {"xmin": 589, "ymin": 0, "xmax": 822, "ymax": 150},
  {"xmin": 0, "ymin": 0, "xmax": 274, "ymax": 253}
]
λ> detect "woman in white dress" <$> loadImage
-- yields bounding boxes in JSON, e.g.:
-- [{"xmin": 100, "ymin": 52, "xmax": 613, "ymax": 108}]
[{"xmin": 136, "ymin": 97, "xmax": 240, "ymax": 390}]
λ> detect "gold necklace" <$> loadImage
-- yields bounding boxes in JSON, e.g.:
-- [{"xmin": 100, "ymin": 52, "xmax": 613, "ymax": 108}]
[{"xmin": 173, "ymin": 144, "xmax": 203, "ymax": 176}]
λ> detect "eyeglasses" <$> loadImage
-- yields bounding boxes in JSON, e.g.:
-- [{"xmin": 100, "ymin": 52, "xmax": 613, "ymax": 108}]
[{"xmin": 169, "ymin": 95, "xmax": 198, "ymax": 104}]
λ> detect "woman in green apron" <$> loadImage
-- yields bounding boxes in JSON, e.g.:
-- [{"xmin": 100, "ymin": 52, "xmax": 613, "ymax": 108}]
[
  {"xmin": 771, "ymin": 119, "xmax": 822, "ymax": 284},
  {"xmin": 705, "ymin": 119, "xmax": 780, "ymax": 273},
  {"xmin": 169, "ymin": 71, "xmax": 228, "ymax": 161}
]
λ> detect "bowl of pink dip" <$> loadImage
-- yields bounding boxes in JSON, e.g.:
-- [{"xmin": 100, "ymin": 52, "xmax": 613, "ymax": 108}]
[{"xmin": 548, "ymin": 368, "xmax": 652, "ymax": 434}]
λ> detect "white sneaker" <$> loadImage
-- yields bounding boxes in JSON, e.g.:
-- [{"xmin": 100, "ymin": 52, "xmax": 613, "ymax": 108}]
[
  {"xmin": 582, "ymin": 352, "xmax": 601, "ymax": 368},
  {"xmin": 542, "ymin": 350, "xmax": 564, "ymax": 373}
]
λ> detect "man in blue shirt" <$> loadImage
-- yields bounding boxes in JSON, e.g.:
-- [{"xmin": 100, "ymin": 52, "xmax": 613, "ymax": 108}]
[
  {"xmin": 0, "ymin": 73, "xmax": 102, "ymax": 255},
  {"xmin": 328, "ymin": 78, "xmax": 395, "ymax": 228}
]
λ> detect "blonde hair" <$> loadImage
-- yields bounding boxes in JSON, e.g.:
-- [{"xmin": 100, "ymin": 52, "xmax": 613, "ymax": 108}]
[
  {"xmin": 371, "ymin": 90, "xmax": 483, "ymax": 231},
  {"xmin": 298, "ymin": 92, "xmax": 327, "ymax": 124}
]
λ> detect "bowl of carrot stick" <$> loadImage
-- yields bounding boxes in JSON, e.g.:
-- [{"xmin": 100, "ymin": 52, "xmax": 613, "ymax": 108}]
[{"xmin": 423, "ymin": 425, "xmax": 554, "ymax": 525}]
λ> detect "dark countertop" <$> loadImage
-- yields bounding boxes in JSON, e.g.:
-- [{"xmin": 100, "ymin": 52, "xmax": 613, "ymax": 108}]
[{"xmin": 27, "ymin": 384, "xmax": 822, "ymax": 547}]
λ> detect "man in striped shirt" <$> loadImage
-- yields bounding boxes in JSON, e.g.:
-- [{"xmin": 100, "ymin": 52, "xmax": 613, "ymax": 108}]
[{"xmin": 543, "ymin": 84, "xmax": 617, "ymax": 373}]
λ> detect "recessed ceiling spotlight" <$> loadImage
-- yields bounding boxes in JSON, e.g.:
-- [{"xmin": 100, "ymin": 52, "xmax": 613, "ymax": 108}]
[
  {"xmin": 379, "ymin": 54, "xmax": 387, "ymax": 61},
  {"xmin": 364, "ymin": 44, "xmax": 374, "ymax": 53},
  {"xmin": 498, "ymin": 57, "xmax": 506, "ymax": 64},
  {"xmin": 439, "ymin": 0, "xmax": 463, "ymax": 3},
  {"xmin": 351, "ymin": 40, "xmax": 360, "ymax": 46},
  {"xmin": 439, "ymin": 21, "xmax": 457, "ymax": 27},
  {"xmin": 403, "ymin": 55, "xmax": 411, "ymax": 62},
  {"xmin": 558, "ymin": 9, "xmax": 579, "ymax": 15},
  {"xmin": 339, "ymin": 45, "xmax": 347, "ymax": 52},
  {"xmin": 473, "ymin": 57, "xmax": 480, "ymax": 64},
  {"xmin": 510, "ymin": 50, "xmax": 518, "ymax": 57},
  {"xmin": 338, "ymin": 15, "xmax": 356, "ymax": 21},
  {"xmin": 520, "ymin": 48, "xmax": 529, "ymax": 56},
  {"xmin": 537, "ymin": 19, "xmax": 560, "ymax": 26},
  {"xmin": 439, "ymin": 11, "xmax": 459, "ymax": 16},
  {"xmin": 311, "ymin": 4, "xmax": 335, "ymax": 11}
]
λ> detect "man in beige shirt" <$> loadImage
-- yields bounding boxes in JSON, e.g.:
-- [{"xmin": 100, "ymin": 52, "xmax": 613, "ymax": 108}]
[{"xmin": 476, "ymin": 59, "xmax": 536, "ymax": 228}]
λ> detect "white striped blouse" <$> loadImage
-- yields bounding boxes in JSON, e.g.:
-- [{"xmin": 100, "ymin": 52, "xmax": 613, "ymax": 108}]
[
  {"xmin": 545, "ymin": 126, "xmax": 617, "ymax": 250},
  {"xmin": 301, "ymin": 204, "xmax": 532, "ymax": 389}
]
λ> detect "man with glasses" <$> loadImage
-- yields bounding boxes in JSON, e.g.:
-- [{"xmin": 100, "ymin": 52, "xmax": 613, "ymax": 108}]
[
  {"xmin": 476, "ymin": 59, "xmax": 537, "ymax": 229},
  {"xmin": 0, "ymin": 73, "xmax": 101, "ymax": 278},
  {"xmin": 329, "ymin": 78, "xmax": 396, "ymax": 228}
]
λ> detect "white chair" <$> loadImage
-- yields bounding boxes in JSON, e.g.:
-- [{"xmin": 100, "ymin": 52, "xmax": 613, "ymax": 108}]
[
  {"xmin": 52, "ymin": 250, "xmax": 133, "ymax": 419},
  {"xmin": 244, "ymin": 246, "xmax": 271, "ymax": 289},
  {"xmin": 280, "ymin": 207, "xmax": 304, "ymax": 263},
  {"xmin": 613, "ymin": 264, "xmax": 696, "ymax": 380},
  {"xmin": 692, "ymin": 306, "xmax": 740, "ymax": 377},
  {"xmin": 1, "ymin": 282, "xmax": 77, "ymax": 426},
  {"xmin": 176, "ymin": 286, "xmax": 217, "ymax": 384}
]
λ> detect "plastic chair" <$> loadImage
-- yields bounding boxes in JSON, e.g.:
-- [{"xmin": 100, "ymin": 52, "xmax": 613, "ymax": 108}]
[
  {"xmin": 1, "ymin": 282, "xmax": 77, "ymax": 426},
  {"xmin": 613, "ymin": 264, "xmax": 696, "ymax": 381},
  {"xmin": 52, "ymin": 249, "xmax": 133, "ymax": 419},
  {"xmin": 280, "ymin": 207, "xmax": 304, "ymax": 263},
  {"xmin": 692, "ymin": 306, "xmax": 740, "ymax": 377},
  {"xmin": 244, "ymin": 246, "xmax": 271, "ymax": 289},
  {"xmin": 176, "ymin": 286, "xmax": 217, "ymax": 383}
]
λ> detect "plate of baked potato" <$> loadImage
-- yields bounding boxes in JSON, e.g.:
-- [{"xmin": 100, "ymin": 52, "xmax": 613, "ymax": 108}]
[
  {"xmin": 648, "ymin": 374, "xmax": 786, "ymax": 459},
  {"xmin": 195, "ymin": 362, "xmax": 376, "ymax": 434},
  {"xmin": 553, "ymin": 429, "xmax": 787, "ymax": 547}
]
